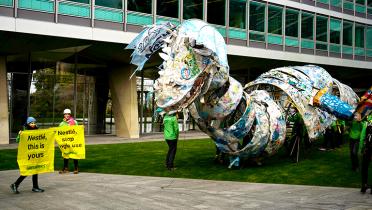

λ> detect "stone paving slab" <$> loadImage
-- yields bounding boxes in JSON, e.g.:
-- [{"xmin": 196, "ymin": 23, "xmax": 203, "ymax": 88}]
[{"xmin": 1, "ymin": 170, "xmax": 372, "ymax": 210}]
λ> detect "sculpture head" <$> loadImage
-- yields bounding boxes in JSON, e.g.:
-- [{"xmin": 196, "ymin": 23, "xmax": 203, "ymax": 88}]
[{"xmin": 126, "ymin": 19, "xmax": 229, "ymax": 114}]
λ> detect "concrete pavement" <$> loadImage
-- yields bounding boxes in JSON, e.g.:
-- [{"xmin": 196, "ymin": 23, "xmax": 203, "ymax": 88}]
[
  {"xmin": 1, "ymin": 131, "xmax": 372, "ymax": 209},
  {"xmin": 1, "ymin": 170, "xmax": 372, "ymax": 210}
]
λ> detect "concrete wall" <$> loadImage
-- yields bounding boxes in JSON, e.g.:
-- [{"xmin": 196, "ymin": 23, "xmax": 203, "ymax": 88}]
[
  {"xmin": 109, "ymin": 66, "xmax": 139, "ymax": 138},
  {"xmin": 0, "ymin": 56, "xmax": 9, "ymax": 144}
]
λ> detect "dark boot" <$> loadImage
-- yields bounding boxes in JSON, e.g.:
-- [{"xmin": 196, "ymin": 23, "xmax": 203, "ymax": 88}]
[
  {"xmin": 32, "ymin": 187, "xmax": 44, "ymax": 192},
  {"xmin": 73, "ymin": 159, "xmax": 79, "ymax": 174},
  {"xmin": 361, "ymin": 184, "xmax": 368, "ymax": 193},
  {"xmin": 10, "ymin": 183, "xmax": 19, "ymax": 194},
  {"xmin": 59, "ymin": 168, "xmax": 69, "ymax": 174}
]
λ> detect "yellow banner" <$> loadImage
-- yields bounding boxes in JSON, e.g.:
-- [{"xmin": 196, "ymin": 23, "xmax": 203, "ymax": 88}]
[
  {"xmin": 55, "ymin": 125, "xmax": 85, "ymax": 159},
  {"xmin": 17, "ymin": 128, "xmax": 55, "ymax": 176}
]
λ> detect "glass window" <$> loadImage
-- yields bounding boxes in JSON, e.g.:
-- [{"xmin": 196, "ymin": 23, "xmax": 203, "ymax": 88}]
[
  {"xmin": 207, "ymin": 0, "xmax": 225, "ymax": 25},
  {"xmin": 229, "ymin": 0, "xmax": 246, "ymax": 29},
  {"xmin": 183, "ymin": 0, "xmax": 203, "ymax": 20},
  {"xmin": 330, "ymin": 18, "xmax": 341, "ymax": 44},
  {"xmin": 343, "ymin": 21, "xmax": 353, "ymax": 46},
  {"xmin": 316, "ymin": 15, "xmax": 328, "ymax": 50},
  {"xmin": 301, "ymin": 12, "xmax": 313, "ymax": 40},
  {"xmin": 95, "ymin": 0, "xmax": 122, "ymax": 9},
  {"xmin": 268, "ymin": 5, "xmax": 282, "ymax": 35},
  {"xmin": 356, "ymin": 0, "xmax": 366, "ymax": 13},
  {"xmin": 367, "ymin": 26, "xmax": 372, "ymax": 49},
  {"xmin": 128, "ymin": 0, "xmax": 152, "ymax": 14},
  {"xmin": 317, "ymin": 0, "xmax": 329, "ymax": 4},
  {"xmin": 330, "ymin": 0, "xmax": 342, "ymax": 7},
  {"xmin": 343, "ymin": 0, "xmax": 354, "ymax": 10},
  {"xmin": 157, "ymin": 0, "xmax": 179, "ymax": 18},
  {"xmin": 67, "ymin": 0, "xmax": 89, "ymax": 3},
  {"xmin": 249, "ymin": 1, "xmax": 265, "ymax": 32},
  {"xmin": 285, "ymin": 9, "xmax": 298, "ymax": 37},
  {"xmin": 355, "ymin": 24, "xmax": 365, "ymax": 48},
  {"xmin": 369, "ymin": 0, "xmax": 372, "ymax": 6}
]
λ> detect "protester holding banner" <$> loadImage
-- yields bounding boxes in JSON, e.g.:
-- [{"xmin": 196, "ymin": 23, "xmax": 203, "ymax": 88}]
[
  {"xmin": 59, "ymin": 108, "xmax": 79, "ymax": 174},
  {"xmin": 10, "ymin": 117, "xmax": 45, "ymax": 194}
]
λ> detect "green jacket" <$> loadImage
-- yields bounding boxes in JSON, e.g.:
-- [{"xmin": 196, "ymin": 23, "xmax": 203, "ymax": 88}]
[
  {"xmin": 331, "ymin": 120, "xmax": 345, "ymax": 133},
  {"xmin": 360, "ymin": 115, "xmax": 372, "ymax": 140},
  {"xmin": 287, "ymin": 112, "xmax": 306, "ymax": 137},
  {"xmin": 359, "ymin": 115, "xmax": 372, "ymax": 153},
  {"xmin": 349, "ymin": 120, "xmax": 364, "ymax": 140},
  {"xmin": 163, "ymin": 114, "xmax": 179, "ymax": 140}
]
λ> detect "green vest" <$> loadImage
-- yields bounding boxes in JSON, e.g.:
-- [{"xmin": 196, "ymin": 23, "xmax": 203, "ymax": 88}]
[
  {"xmin": 163, "ymin": 115, "xmax": 179, "ymax": 140},
  {"xmin": 349, "ymin": 120, "xmax": 363, "ymax": 140}
]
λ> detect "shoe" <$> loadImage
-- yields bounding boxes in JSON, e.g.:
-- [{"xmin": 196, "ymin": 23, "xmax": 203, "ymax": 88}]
[
  {"xmin": 361, "ymin": 184, "xmax": 368, "ymax": 193},
  {"xmin": 230, "ymin": 165, "xmax": 241, "ymax": 170},
  {"xmin": 352, "ymin": 167, "xmax": 360, "ymax": 173},
  {"xmin": 167, "ymin": 167, "xmax": 177, "ymax": 171},
  {"xmin": 59, "ymin": 169, "xmax": 69, "ymax": 174},
  {"xmin": 319, "ymin": 148, "xmax": 327, "ymax": 151},
  {"xmin": 10, "ymin": 183, "xmax": 19, "ymax": 194},
  {"xmin": 73, "ymin": 170, "xmax": 79, "ymax": 174},
  {"xmin": 32, "ymin": 187, "xmax": 44, "ymax": 193}
]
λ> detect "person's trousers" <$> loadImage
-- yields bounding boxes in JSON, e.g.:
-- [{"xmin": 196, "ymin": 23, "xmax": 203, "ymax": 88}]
[
  {"xmin": 362, "ymin": 146, "xmax": 372, "ymax": 185},
  {"xmin": 334, "ymin": 132, "xmax": 343, "ymax": 147},
  {"xmin": 63, "ymin": 158, "xmax": 79, "ymax": 170},
  {"xmin": 165, "ymin": 139, "xmax": 178, "ymax": 168},
  {"xmin": 323, "ymin": 129, "xmax": 335, "ymax": 149},
  {"xmin": 349, "ymin": 138, "xmax": 360, "ymax": 171},
  {"xmin": 14, "ymin": 174, "xmax": 38, "ymax": 188}
]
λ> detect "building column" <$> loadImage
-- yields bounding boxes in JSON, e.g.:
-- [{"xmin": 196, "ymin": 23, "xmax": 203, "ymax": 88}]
[
  {"xmin": 0, "ymin": 57, "xmax": 9, "ymax": 144},
  {"xmin": 95, "ymin": 71, "xmax": 109, "ymax": 134},
  {"xmin": 109, "ymin": 65, "xmax": 139, "ymax": 138}
]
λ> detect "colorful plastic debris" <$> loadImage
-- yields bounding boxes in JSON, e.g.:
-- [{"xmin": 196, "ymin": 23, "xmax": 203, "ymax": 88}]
[
  {"xmin": 355, "ymin": 86, "xmax": 372, "ymax": 119},
  {"xmin": 127, "ymin": 19, "xmax": 359, "ymax": 162}
]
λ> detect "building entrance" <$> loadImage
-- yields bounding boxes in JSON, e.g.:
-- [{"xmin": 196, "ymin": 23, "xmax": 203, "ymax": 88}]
[{"xmin": 7, "ymin": 54, "xmax": 113, "ymax": 142}]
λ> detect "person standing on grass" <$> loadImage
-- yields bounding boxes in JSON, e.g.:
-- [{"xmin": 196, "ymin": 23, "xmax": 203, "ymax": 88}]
[
  {"xmin": 349, "ymin": 113, "xmax": 364, "ymax": 172},
  {"xmin": 10, "ymin": 117, "xmax": 45, "ymax": 194},
  {"xmin": 320, "ymin": 127, "xmax": 335, "ymax": 151},
  {"xmin": 163, "ymin": 112, "xmax": 179, "ymax": 171},
  {"xmin": 360, "ymin": 114, "xmax": 372, "ymax": 193},
  {"xmin": 332, "ymin": 119, "xmax": 345, "ymax": 148},
  {"xmin": 59, "ymin": 108, "xmax": 79, "ymax": 174}
]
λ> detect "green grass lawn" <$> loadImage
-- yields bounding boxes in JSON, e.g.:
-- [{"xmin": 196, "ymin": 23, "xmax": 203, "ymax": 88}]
[{"xmin": 0, "ymin": 139, "xmax": 367, "ymax": 188}]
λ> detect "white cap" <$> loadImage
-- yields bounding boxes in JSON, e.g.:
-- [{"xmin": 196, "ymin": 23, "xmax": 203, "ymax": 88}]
[{"xmin": 63, "ymin": 108, "xmax": 72, "ymax": 114}]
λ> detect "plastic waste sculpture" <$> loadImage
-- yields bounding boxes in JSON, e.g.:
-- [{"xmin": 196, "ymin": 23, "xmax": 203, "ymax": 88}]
[
  {"xmin": 126, "ymin": 19, "xmax": 359, "ymax": 165},
  {"xmin": 355, "ymin": 86, "xmax": 372, "ymax": 120}
]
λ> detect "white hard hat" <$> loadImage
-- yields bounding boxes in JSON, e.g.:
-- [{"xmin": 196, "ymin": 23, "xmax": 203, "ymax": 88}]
[{"xmin": 63, "ymin": 108, "xmax": 72, "ymax": 114}]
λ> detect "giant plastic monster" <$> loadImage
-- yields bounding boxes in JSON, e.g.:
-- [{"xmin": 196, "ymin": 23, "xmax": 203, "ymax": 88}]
[{"xmin": 126, "ymin": 19, "xmax": 359, "ymax": 165}]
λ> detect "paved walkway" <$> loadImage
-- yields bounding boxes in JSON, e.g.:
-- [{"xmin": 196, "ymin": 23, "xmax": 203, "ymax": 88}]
[
  {"xmin": 1, "ymin": 131, "xmax": 372, "ymax": 209},
  {"xmin": 1, "ymin": 170, "xmax": 372, "ymax": 210}
]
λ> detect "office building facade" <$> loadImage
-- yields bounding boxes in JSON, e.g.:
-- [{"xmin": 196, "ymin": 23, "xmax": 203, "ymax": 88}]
[{"xmin": 0, "ymin": 0, "xmax": 371, "ymax": 144}]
